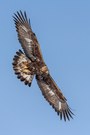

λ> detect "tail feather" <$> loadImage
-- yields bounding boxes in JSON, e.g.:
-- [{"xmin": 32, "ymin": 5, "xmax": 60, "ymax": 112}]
[{"xmin": 12, "ymin": 49, "xmax": 35, "ymax": 86}]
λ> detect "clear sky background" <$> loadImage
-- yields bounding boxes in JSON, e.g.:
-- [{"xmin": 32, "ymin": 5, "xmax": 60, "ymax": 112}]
[{"xmin": 0, "ymin": 0, "xmax": 90, "ymax": 135}]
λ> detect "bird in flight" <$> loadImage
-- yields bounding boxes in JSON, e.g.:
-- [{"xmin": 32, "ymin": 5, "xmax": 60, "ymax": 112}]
[{"xmin": 12, "ymin": 11, "xmax": 74, "ymax": 121}]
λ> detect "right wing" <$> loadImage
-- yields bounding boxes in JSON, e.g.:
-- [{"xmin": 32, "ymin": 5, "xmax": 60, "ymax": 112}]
[
  {"xmin": 36, "ymin": 74, "xmax": 74, "ymax": 121},
  {"xmin": 12, "ymin": 49, "xmax": 35, "ymax": 86}
]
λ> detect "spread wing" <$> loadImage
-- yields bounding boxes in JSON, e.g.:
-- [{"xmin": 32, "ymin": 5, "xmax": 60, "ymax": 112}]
[
  {"xmin": 13, "ymin": 11, "xmax": 45, "ymax": 63},
  {"xmin": 13, "ymin": 11, "xmax": 36, "ymax": 61},
  {"xmin": 12, "ymin": 49, "xmax": 35, "ymax": 86},
  {"xmin": 36, "ymin": 74, "xmax": 74, "ymax": 121}
]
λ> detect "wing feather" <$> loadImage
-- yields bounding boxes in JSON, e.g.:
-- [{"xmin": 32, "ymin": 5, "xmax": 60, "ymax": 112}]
[
  {"xmin": 36, "ymin": 74, "xmax": 74, "ymax": 121},
  {"xmin": 12, "ymin": 50, "xmax": 35, "ymax": 86},
  {"xmin": 13, "ymin": 11, "xmax": 45, "ymax": 63},
  {"xmin": 13, "ymin": 11, "xmax": 36, "ymax": 61}
]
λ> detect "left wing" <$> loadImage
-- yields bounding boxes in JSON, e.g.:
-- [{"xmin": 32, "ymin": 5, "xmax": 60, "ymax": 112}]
[
  {"xmin": 12, "ymin": 49, "xmax": 35, "ymax": 86},
  {"xmin": 13, "ymin": 11, "xmax": 44, "ymax": 63},
  {"xmin": 36, "ymin": 74, "xmax": 74, "ymax": 121},
  {"xmin": 13, "ymin": 11, "xmax": 36, "ymax": 61}
]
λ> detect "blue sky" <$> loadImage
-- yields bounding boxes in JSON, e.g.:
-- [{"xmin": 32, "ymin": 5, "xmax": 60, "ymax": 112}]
[{"xmin": 0, "ymin": 0, "xmax": 90, "ymax": 135}]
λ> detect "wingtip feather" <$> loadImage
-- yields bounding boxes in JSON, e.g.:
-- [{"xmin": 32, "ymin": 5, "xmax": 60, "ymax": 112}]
[{"xmin": 13, "ymin": 10, "xmax": 30, "ymax": 26}]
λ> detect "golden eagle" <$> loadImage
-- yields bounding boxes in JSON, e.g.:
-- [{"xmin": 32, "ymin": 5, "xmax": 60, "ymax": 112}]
[{"xmin": 12, "ymin": 11, "xmax": 74, "ymax": 121}]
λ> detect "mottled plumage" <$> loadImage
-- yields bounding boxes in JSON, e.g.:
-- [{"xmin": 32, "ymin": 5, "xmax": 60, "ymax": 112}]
[
  {"xmin": 12, "ymin": 49, "xmax": 35, "ymax": 86},
  {"xmin": 12, "ymin": 11, "xmax": 74, "ymax": 121}
]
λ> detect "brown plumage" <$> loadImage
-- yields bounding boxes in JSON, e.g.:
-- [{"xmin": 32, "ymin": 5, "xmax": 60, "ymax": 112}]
[
  {"xmin": 12, "ymin": 11, "xmax": 74, "ymax": 121},
  {"xmin": 12, "ymin": 49, "xmax": 35, "ymax": 86}
]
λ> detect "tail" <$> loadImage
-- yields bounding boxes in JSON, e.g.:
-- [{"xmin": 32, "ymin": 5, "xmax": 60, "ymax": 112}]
[{"xmin": 12, "ymin": 49, "xmax": 35, "ymax": 86}]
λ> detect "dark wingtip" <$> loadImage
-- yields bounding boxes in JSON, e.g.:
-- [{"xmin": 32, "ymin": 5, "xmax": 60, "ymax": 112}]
[
  {"xmin": 24, "ymin": 11, "xmax": 28, "ymax": 22},
  {"xmin": 65, "ymin": 110, "xmax": 70, "ymax": 121},
  {"xmin": 59, "ymin": 107, "xmax": 74, "ymax": 121},
  {"xmin": 19, "ymin": 49, "xmax": 23, "ymax": 53},
  {"xmin": 13, "ymin": 10, "xmax": 30, "ymax": 26},
  {"xmin": 60, "ymin": 112, "xmax": 62, "ymax": 120},
  {"xmin": 28, "ymin": 83, "xmax": 31, "ymax": 87},
  {"xmin": 67, "ymin": 108, "xmax": 74, "ymax": 119}
]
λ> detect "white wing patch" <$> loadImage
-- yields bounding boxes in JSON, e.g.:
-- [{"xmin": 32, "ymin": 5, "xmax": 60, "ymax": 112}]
[
  {"xmin": 48, "ymin": 90, "xmax": 55, "ymax": 96},
  {"xmin": 25, "ymin": 37, "xmax": 32, "ymax": 43},
  {"xmin": 24, "ymin": 38, "xmax": 32, "ymax": 50},
  {"xmin": 59, "ymin": 102, "xmax": 61, "ymax": 110},
  {"xmin": 20, "ymin": 25, "xmax": 28, "ymax": 32},
  {"xmin": 44, "ymin": 84, "xmax": 55, "ymax": 96}
]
